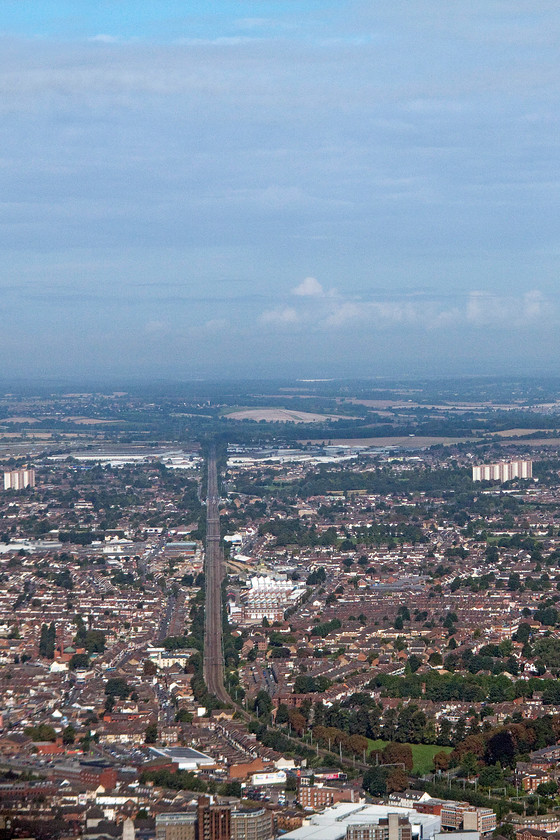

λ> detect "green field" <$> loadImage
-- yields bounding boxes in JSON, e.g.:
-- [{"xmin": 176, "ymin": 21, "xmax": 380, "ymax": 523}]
[{"xmin": 367, "ymin": 740, "xmax": 453, "ymax": 775}]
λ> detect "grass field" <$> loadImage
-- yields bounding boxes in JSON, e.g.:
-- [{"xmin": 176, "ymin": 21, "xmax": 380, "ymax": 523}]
[{"xmin": 367, "ymin": 739, "xmax": 453, "ymax": 775}]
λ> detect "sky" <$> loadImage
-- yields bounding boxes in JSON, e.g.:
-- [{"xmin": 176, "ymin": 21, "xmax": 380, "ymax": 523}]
[{"xmin": 1, "ymin": 1, "xmax": 560, "ymax": 380}]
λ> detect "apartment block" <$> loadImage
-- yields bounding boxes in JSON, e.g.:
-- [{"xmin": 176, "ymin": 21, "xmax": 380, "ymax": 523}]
[
  {"xmin": 231, "ymin": 808, "xmax": 273, "ymax": 840},
  {"xmin": 197, "ymin": 796, "xmax": 231, "ymax": 840},
  {"xmin": 472, "ymin": 459, "xmax": 532, "ymax": 483},
  {"xmin": 3, "ymin": 468, "xmax": 35, "ymax": 490}
]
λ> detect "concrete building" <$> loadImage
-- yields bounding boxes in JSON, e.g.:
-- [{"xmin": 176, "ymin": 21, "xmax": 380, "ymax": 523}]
[
  {"xmin": 197, "ymin": 797, "xmax": 231, "ymax": 840},
  {"xmin": 347, "ymin": 815, "xmax": 412, "ymax": 840},
  {"xmin": 156, "ymin": 811, "xmax": 197, "ymax": 840},
  {"xmin": 122, "ymin": 818, "xmax": 136, "ymax": 840},
  {"xmin": 3, "ymin": 468, "xmax": 35, "ymax": 490},
  {"xmin": 237, "ymin": 576, "xmax": 306, "ymax": 625},
  {"xmin": 231, "ymin": 808, "xmax": 273, "ymax": 840},
  {"xmin": 155, "ymin": 804, "xmax": 272, "ymax": 840},
  {"xmin": 282, "ymin": 802, "xmax": 440, "ymax": 840},
  {"xmin": 299, "ymin": 784, "xmax": 361, "ymax": 810},
  {"xmin": 440, "ymin": 803, "xmax": 496, "ymax": 834},
  {"xmin": 472, "ymin": 459, "xmax": 532, "ymax": 483}
]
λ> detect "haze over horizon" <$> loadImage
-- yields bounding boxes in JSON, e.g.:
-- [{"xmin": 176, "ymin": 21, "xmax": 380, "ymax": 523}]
[{"xmin": 2, "ymin": 1, "xmax": 559, "ymax": 380}]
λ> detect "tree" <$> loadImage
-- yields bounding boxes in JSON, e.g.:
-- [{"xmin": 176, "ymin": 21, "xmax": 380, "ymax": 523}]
[
  {"xmin": 62, "ymin": 725, "xmax": 76, "ymax": 745},
  {"xmin": 381, "ymin": 742, "xmax": 413, "ymax": 772},
  {"xmin": 536, "ymin": 780, "xmax": 558, "ymax": 796},
  {"xmin": 478, "ymin": 764, "xmax": 504, "ymax": 788},
  {"xmin": 288, "ymin": 709, "xmax": 307, "ymax": 735},
  {"xmin": 454, "ymin": 717, "xmax": 467, "ymax": 744},
  {"xmin": 276, "ymin": 704, "xmax": 290, "ymax": 724},
  {"xmin": 533, "ymin": 637, "xmax": 560, "ymax": 671},
  {"xmin": 145, "ymin": 723, "xmax": 158, "ymax": 744},
  {"xmin": 514, "ymin": 623, "xmax": 532, "ymax": 644},
  {"xmin": 143, "ymin": 658, "xmax": 157, "ymax": 676},
  {"xmin": 534, "ymin": 606, "xmax": 558, "ymax": 626},
  {"xmin": 508, "ymin": 572, "xmax": 521, "ymax": 591},
  {"xmin": 386, "ymin": 768, "xmax": 409, "ymax": 793},
  {"xmin": 437, "ymin": 719, "xmax": 453, "ymax": 746},
  {"xmin": 460, "ymin": 751, "xmax": 479, "ymax": 778},
  {"xmin": 80, "ymin": 732, "xmax": 92, "ymax": 752},
  {"xmin": 407, "ymin": 655, "xmax": 422, "ymax": 673},
  {"xmin": 347, "ymin": 734, "xmax": 369, "ymax": 756},
  {"xmin": 25, "ymin": 724, "xmax": 56, "ymax": 742},
  {"xmin": 396, "ymin": 704, "xmax": 426, "ymax": 744},
  {"xmin": 69, "ymin": 653, "xmax": 89, "ymax": 669},
  {"xmin": 39, "ymin": 623, "xmax": 48, "ymax": 657},
  {"xmin": 433, "ymin": 750, "xmax": 449, "ymax": 772},
  {"xmin": 270, "ymin": 646, "xmax": 291, "ymax": 658},
  {"xmin": 105, "ymin": 677, "xmax": 129, "ymax": 698},
  {"xmin": 38, "ymin": 622, "xmax": 56, "ymax": 659},
  {"xmin": 363, "ymin": 766, "xmax": 387, "ymax": 796},
  {"xmin": 254, "ymin": 690, "xmax": 273, "ymax": 719},
  {"xmin": 84, "ymin": 629, "xmax": 106, "ymax": 653},
  {"xmin": 485, "ymin": 729, "xmax": 516, "ymax": 767},
  {"xmin": 221, "ymin": 781, "xmax": 242, "ymax": 797}
]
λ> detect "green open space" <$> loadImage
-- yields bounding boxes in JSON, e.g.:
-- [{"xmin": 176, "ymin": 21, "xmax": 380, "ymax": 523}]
[{"xmin": 367, "ymin": 739, "xmax": 453, "ymax": 775}]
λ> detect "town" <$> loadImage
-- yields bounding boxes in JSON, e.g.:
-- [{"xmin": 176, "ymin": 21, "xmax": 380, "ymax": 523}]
[{"xmin": 2, "ymin": 382, "xmax": 560, "ymax": 840}]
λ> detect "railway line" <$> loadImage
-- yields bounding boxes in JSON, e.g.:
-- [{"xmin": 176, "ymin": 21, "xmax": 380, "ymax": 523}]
[{"xmin": 203, "ymin": 448, "xmax": 230, "ymax": 704}]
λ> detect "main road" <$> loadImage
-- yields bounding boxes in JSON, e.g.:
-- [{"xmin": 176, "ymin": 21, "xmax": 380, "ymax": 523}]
[{"xmin": 203, "ymin": 447, "xmax": 230, "ymax": 704}]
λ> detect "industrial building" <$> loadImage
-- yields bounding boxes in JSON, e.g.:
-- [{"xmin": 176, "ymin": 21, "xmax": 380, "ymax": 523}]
[{"xmin": 281, "ymin": 802, "xmax": 440, "ymax": 840}]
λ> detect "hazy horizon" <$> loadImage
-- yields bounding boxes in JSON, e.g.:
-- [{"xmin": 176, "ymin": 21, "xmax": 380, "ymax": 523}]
[{"xmin": 2, "ymin": 2, "xmax": 559, "ymax": 379}]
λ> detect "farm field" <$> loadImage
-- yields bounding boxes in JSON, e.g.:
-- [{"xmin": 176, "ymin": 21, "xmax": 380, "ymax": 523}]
[
  {"xmin": 304, "ymin": 436, "xmax": 470, "ymax": 448},
  {"xmin": 494, "ymin": 428, "xmax": 541, "ymax": 437},
  {"xmin": 224, "ymin": 407, "xmax": 346, "ymax": 423},
  {"xmin": 367, "ymin": 739, "xmax": 453, "ymax": 775}
]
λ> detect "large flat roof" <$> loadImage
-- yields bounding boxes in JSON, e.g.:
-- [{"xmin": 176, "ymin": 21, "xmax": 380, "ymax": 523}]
[
  {"xmin": 148, "ymin": 746, "xmax": 215, "ymax": 768},
  {"xmin": 282, "ymin": 803, "xmax": 440, "ymax": 840}
]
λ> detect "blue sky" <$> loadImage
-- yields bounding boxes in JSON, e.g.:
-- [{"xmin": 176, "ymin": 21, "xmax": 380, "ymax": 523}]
[
  {"xmin": 1, "ymin": 1, "xmax": 559, "ymax": 379},
  {"xmin": 1, "ymin": 1, "xmax": 336, "ymax": 41}
]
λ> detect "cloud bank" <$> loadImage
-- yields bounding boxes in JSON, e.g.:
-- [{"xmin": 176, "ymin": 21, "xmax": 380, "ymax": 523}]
[{"xmin": 0, "ymin": 2, "xmax": 559, "ymax": 377}]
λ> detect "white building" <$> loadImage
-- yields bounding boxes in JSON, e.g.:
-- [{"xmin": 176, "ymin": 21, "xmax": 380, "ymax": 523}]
[
  {"xmin": 4, "ymin": 468, "xmax": 35, "ymax": 490},
  {"xmin": 238, "ymin": 576, "xmax": 306, "ymax": 625},
  {"xmin": 472, "ymin": 459, "xmax": 532, "ymax": 483},
  {"xmin": 148, "ymin": 746, "xmax": 215, "ymax": 771},
  {"xmin": 282, "ymin": 803, "xmax": 440, "ymax": 840}
]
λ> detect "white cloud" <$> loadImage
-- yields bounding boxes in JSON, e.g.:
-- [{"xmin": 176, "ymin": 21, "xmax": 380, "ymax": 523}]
[
  {"xmin": 259, "ymin": 306, "xmax": 300, "ymax": 325},
  {"xmin": 292, "ymin": 276, "xmax": 324, "ymax": 297},
  {"xmin": 258, "ymin": 289, "xmax": 550, "ymax": 334},
  {"xmin": 145, "ymin": 319, "xmax": 167, "ymax": 334},
  {"xmin": 524, "ymin": 290, "xmax": 544, "ymax": 318},
  {"xmin": 88, "ymin": 34, "xmax": 119, "ymax": 43},
  {"xmin": 466, "ymin": 289, "xmax": 545, "ymax": 326}
]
